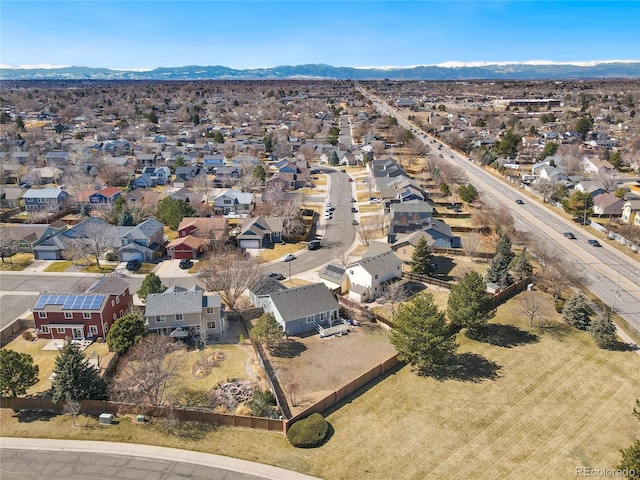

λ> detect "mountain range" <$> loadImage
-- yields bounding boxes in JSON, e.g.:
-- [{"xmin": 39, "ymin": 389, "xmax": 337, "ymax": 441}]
[{"xmin": 1, "ymin": 62, "xmax": 639, "ymax": 81}]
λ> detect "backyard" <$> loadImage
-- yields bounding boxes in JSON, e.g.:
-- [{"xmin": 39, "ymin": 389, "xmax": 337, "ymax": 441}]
[{"xmin": 2, "ymin": 293, "xmax": 638, "ymax": 479}]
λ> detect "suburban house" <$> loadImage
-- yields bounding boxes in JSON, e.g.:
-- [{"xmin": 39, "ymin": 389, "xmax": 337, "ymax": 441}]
[
  {"xmin": 387, "ymin": 200, "xmax": 434, "ymax": 242},
  {"xmin": 178, "ymin": 216, "xmax": 229, "ymax": 239},
  {"xmin": 0, "ymin": 163, "xmax": 28, "ymax": 183},
  {"xmin": 592, "ymin": 192, "xmax": 624, "ymax": 216},
  {"xmin": 22, "ymin": 187, "xmax": 69, "ymax": 212},
  {"xmin": 89, "ymin": 187, "xmax": 122, "ymax": 204},
  {"xmin": 257, "ymin": 282, "xmax": 340, "ymax": 335},
  {"xmin": 145, "ymin": 285, "xmax": 226, "ymax": 341},
  {"xmin": 213, "ymin": 189, "xmax": 254, "ymax": 215},
  {"xmin": 582, "ymin": 156, "xmax": 614, "ymax": 175},
  {"xmin": 166, "ymin": 235, "xmax": 210, "ymax": 260},
  {"xmin": 123, "ymin": 188, "xmax": 160, "ymax": 208},
  {"xmin": 135, "ymin": 153, "xmax": 159, "ymax": 168},
  {"xmin": 117, "ymin": 217, "xmax": 165, "ymax": 262},
  {"xmin": 0, "ymin": 185, "xmax": 25, "ymax": 208},
  {"xmin": 215, "ymin": 166, "xmax": 241, "ymax": 183},
  {"xmin": 622, "ymin": 199, "xmax": 640, "ymax": 226},
  {"xmin": 2, "ymin": 222, "xmax": 67, "ymax": 253},
  {"xmin": 345, "ymin": 250, "xmax": 403, "ymax": 302},
  {"xmin": 237, "ymin": 216, "xmax": 283, "ymax": 249},
  {"xmin": 202, "ymin": 154, "xmax": 226, "ymax": 173},
  {"xmin": 32, "ymin": 276, "xmax": 133, "ymax": 341}
]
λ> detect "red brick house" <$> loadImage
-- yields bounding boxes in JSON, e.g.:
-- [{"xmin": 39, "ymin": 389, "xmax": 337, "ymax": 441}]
[{"xmin": 33, "ymin": 277, "xmax": 132, "ymax": 340}]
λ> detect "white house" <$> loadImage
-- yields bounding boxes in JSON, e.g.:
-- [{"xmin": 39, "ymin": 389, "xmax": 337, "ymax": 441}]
[{"xmin": 344, "ymin": 250, "xmax": 403, "ymax": 302}]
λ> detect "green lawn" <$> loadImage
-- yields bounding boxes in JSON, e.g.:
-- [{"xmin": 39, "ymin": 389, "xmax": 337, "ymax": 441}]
[{"xmin": 1, "ymin": 295, "xmax": 638, "ymax": 480}]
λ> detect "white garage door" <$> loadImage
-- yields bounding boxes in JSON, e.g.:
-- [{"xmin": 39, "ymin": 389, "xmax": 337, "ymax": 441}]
[
  {"xmin": 120, "ymin": 251, "xmax": 144, "ymax": 262},
  {"xmin": 240, "ymin": 240, "xmax": 260, "ymax": 249}
]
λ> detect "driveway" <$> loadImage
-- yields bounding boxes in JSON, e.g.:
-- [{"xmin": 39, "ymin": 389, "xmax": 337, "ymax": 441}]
[{"xmin": 154, "ymin": 259, "xmax": 198, "ymax": 278}]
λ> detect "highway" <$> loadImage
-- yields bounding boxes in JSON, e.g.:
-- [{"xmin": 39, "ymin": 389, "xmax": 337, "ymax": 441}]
[{"xmin": 362, "ymin": 87, "xmax": 640, "ymax": 335}]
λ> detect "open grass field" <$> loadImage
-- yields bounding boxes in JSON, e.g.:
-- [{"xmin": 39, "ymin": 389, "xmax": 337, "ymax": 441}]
[
  {"xmin": 0, "ymin": 253, "xmax": 33, "ymax": 271},
  {"xmin": 2, "ymin": 295, "xmax": 638, "ymax": 480},
  {"xmin": 43, "ymin": 260, "xmax": 72, "ymax": 273},
  {"xmin": 1, "ymin": 336, "xmax": 112, "ymax": 395}
]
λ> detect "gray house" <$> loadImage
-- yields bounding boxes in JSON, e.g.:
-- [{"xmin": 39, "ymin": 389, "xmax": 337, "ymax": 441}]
[
  {"xmin": 145, "ymin": 285, "xmax": 226, "ymax": 341},
  {"xmin": 259, "ymin": 283, "xmax": 340, "ymax": 335}
]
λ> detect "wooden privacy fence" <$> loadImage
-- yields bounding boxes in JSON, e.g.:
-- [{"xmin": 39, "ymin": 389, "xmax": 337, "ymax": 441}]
[
  {"xmin": 1, "ymin": 319, "xmax": 34, "ymax": 348},
  {"xmin": 0, "ymin": 397, "xmax": 285, "ymax": 433},
  {"xmin": 403, "ymin": 272, "xmax": 453, "ymax": 289},
  {"xmin": 286, "ymin": 355, "xmax": 399, "ymax": 429}
]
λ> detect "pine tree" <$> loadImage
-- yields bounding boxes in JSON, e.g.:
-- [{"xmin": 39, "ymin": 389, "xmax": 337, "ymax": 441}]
[
  {"xmin": 511, "ymin": 248, "xmax": 533, "ymax": 281},
  {"xmin": 51, "ymin": 338, "xmax": 106, "ymax": 403},
  {"xmin": 590, "ymin": 309, "xmax": 618, "ymax": 348},
  {"xmin": 562, "ymin": 292, "xmax": 593, "ymax": 330},
  {"xmin": 409, "ymin": 237, "xmax": 433, "ymax": 276},
  {"xmin": 390, "ymin": 292, "xmax": 457, "ymax": 373},
  {"xmin": 486, "ymin": 234, "xmax": 514, "ymax": 287},
  {"xmin": 495, "ymin": 234, "xmax": 514, "ymax": 263},
  {"xmin": 117, "ymin": 209, "xmax": 134, "ymax": 226},
  {"xmin": 0, "ymin": 350, "xmax": 39, "ymax": 397},
  {"xmin": 447, "ymin": 271, "xmax": 496, "ymax": 334},
  {"xmin": 137, "ymin": 272, "xmax": 167, "ymax": 302}
]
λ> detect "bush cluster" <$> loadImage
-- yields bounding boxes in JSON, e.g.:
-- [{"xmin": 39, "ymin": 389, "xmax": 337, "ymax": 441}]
[{"xmin": 286, "ymin": 413, "xmax": 330, "ymax": 448}]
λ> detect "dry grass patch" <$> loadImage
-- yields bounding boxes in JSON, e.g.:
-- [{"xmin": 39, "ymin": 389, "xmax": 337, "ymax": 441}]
[
  {"xmin": 43, "ymin": 260, "xmax": 72, "ymax": 273},
  {"xmin": 137, "ymin": 262, "xmax": 157, "ymax": 275},
  {"xmin": 358, "ymin": 204, "xmax": 382, "ymax": 214},
  {"xmin": 1, "ymin": 336, "xmax": 111, "ymax": 395},
  {"xmin": 282, "ymin": 278, "xmax": 313, "ymax": 288},
  {"xmin": 81, "ymin": 264, "xmax": 116, "ymax": 274},
  {"xmin": 168, "ymin": 344, "xmax": 254, "ymax": 397},
  {"xmin": 0, "ymin": 253, "xmax": 33, "ymax": 271},
  {"xmin": 258, "ymin": 243, "xmax": 302, "ymax": 263},
  {"xmin": 163, "ymin": 226, "xmax": 179, "ymax": 241}
]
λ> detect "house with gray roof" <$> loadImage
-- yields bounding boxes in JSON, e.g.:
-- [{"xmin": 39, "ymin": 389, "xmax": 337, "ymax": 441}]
[
  {"xmin": 237, "ymin": 216, "xmax": 283, "ymax": 249},
  {"xmin": 259, "ymin": 283, "xmax": 339, "ymax": 335},
  {"xmin": 145, "ymin": 285, "xmax": 226, "ymax": 341},
  {"xmin": 343, "ymin": 250, "xmax": 403, "ymax": 302},
  {"xmin": 22, "ymin": 187, "xmax": 69, "ymax": 212},
  {"xmin": 387, "ymin": 200, "xmax": 434, "ymax": 243},
  {"xmin": 213, "ymin": 189, "xmax": 254, "ymax": 215}
]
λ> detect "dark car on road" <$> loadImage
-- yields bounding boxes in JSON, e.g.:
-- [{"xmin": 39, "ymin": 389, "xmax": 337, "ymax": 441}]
[
  {"xmin": 267, "ymin": 272, "xmax": 285, "ymax": 280},
  {"xmin": 588, "ymin": 239, "xmax": 602, "ymax": 247},
  {"xmin": 308, "ymin": 240, "xmax": 321, "ymax": 250},
  {"xmin": 515, "ymin": 199, "xmax": 525, "ymax": 205},
  {"xmin": 564, "ymin": 232, "xmax": 577, "ymax": 240},
  {"xmin": 125, "ymin": 259, "xmax": 141, "ymax": 272}
]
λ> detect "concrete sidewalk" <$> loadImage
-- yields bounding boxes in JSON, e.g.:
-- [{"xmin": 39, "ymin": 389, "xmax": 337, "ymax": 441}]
[{"xmin": 0, "ymin": 437, "xmax": 321, "ymax": 480}]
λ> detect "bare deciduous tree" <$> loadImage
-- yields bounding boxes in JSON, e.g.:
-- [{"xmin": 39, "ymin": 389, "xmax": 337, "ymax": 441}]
[
  {"xmin": 518, "ymin": 291, "xmax": 551, "ymax": 327},
  {"xmin": 64, "ymin": 393, "xmax": 82, "ymax": 427},
  {"xmin": 110, "ymin": 334, "xmax": 181, "ymax": 407},
  {"xmin": 462, "ymin": 232, "xmax": 482, "ymax": 260},
  {"xmin": 284, "ymin": 382, "xmax": 300, "ymax": 407},
  {"xmin": 198, "ymin": 246, "xmax": 261, "ymax": 310},
  {"xmin": 527, "ymin": 238, "xmax": 556, "ymax": 275},
  {"xmin": 540, "ymin": 258, "xmax": 580, "ymax": 301},
  {"xmin": 63, "ymin": 220, "xmax": 115, "ymax": 269},
  {"xmin": 336, "ymin": 248, "xmax": 354, "ymax": 266}
]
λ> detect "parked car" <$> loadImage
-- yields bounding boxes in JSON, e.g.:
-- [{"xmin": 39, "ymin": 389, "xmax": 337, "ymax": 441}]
[
  {"xmin": 125, "ymin": 259, "xmax": 141, "ymax": 272},
  {"xmin": 350, "ymin": 197, "xmax": 357, "ymax": 202},
  {"xmin": 267, "ymin": 272, "xmax": 285, "ymax": 280},
  {"xmin": 308, "ymin": 240, "xmax": 321, "ymax": 250},
  {"xmin": 588, "ymin": 239, "xmax": 602, "ymax": 247},
  {"xmin": 369, "ymin": 198, "xmax": 381, "ymax": 204},
  {"xmin": 352, "ymin": 220, "xmax": 359, "ymax": 226},
  {"xmin": 348, "ymin": 177, "xmax": 354, "ymax": 182},
  {"xmin": 351, "ymin": 207, "xmax": 358, "ymax": 213},
  {"xmin": 564, "ymin": 232, "xmax": 577, "ymax": 240},
  {"xmin": 179, "ymin": 258, "xmax": 193, "ymax": 269},
  {"xmin": 280, "ymin": 253, "xmax": 296, "ymax": 262}
]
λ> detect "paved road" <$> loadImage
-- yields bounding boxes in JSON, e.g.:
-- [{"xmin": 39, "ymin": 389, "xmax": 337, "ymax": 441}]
[
  {"xmin": 363, "ymin": 87, "xmax": 640, "ymax": 334},
  {"xmin": 0, "ymin": 438, "xmax": 320, "ymax": 480}
]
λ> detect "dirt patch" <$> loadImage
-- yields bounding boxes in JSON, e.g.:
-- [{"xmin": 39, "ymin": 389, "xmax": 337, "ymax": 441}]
[
  {"xmin": 266, "ymin": 322, "xmax": 396, "ymax": 414},
  {"xmin": 191, "ymin": 350, "xmax": 226, "ymax": 378}
]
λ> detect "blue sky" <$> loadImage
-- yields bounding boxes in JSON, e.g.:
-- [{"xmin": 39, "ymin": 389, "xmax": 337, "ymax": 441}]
[{"xmin": 1, "ymin": 1, "xmax": 639, "ymax": 70}]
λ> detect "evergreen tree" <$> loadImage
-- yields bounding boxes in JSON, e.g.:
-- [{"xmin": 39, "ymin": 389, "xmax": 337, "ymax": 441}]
[
  {"xmin": 330, "ymin": 151, "xmax": 340, "ymax": 166},
  {"xmin": 156, "ymin": 196, "xmax": 195, "ymax": 230},
  {"xmin": 447, "ymin": 271, "xmax": 496, "ymax": 334},
  {"xmin": 486, "ymin": 234, "xmax": 514, "ymax": 287},
  {"xmin": 137, "ymin": 272, "xmax": 167, "ymax": 302},
  {"xmin": 51, "ymin": 338, "xmax": 107, "ymax": 403},
  {"xmin": 390, "ymin": 292, "xmax": 457, "ymax": 373},
  {"xmin": 562, "ymin": 292, "xmax": 593, "ymax": 330},
  {"xmin": 0, "ymin": 350, "xmax": 39, "ymax": 397},
  {"xmin": 117, "ymin": 209, "xmax": 134, "ymax": 226},
  {"xmin": 590, "ymin": 309, "xmax": 618, "ymax": 348},
  {"xmin": 106, "ymin": 312, "xmax": 146, "ymax": 355},
  {"xmin": 250, "ymin": 313, "xmax": 283, "ymax": 351},
  {"xmin": 511, "ymin": 248, "xmax": 533, "ymax": 281},
  {"xmin": 617, "ymin": 399, "xmax": 640, "ymax": 476},
  {"xmin": 409, "ymin": 237, "xmax": 433, "ymax": 275},
  {"xmin": 252, "ymin": 164, "xmax": 266, "ymax": 183},
  {"xmin": 457, "ymin": 183, "xmax": 479, "ymax": 204}
]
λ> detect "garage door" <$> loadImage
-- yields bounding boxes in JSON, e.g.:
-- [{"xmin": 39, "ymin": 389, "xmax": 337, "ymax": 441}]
[
  {"xmin": 35, "ymin": 251, "xmax": 60, "ymax": 260},
  {"xmin": 173, "ymin": 249, "xmax": 194, "ymax": 260},
  {"xmin": 120, "ymin": 251, "xmax": 144, "ymax": 262},
  {"xmin": 240, "ymin": 240, "xmax": 260, "ymax": 249}
]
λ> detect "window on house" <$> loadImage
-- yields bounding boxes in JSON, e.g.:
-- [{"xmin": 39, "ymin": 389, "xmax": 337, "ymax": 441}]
[
  {"xmin": 206, "ymin": 320, "xmax": 216, "ymax": 329},
  {"xmin": 116, "ymin": 296, "xmax": 120, "ymax": 304},
  {"xmin": 156, "ymin": 315, "xmax": 165, "ymax": 323},
  {"xmin": 206, "ymin": 307, "xmax": 214, "ymax": 314},
  {"xmin": 350, "ymin": 270, "xmax": 354, "ymax": 275},
  {"xmin": 41, "ymin": 325, "xmax": 50, "ymax": 334},
  {"xmin": 57, "ymin": 327, "xmax": 66, "ymax": 334},
  {"xmin": 175, "ymin": 314, "xmax": 183, "ymax": 321},
  {"xmin": 38, "ymin": 311, "xmax": 47, "ymax": 319},
  {"xmin": 89, "ymin": 325, "xmax": 98, "ymax": 335},
  {"xmin": 375, "ymin": 274, "xmax": 378, "ymax": 279},
  {"xmin": 64, "ymin": 312, "xmax": 72, "ymax": 319},
  {"xmin": 111, "ymin": 300, "xmax": 115, "ymax": 307},
  {"xmin": 83, "ymin": 312, "xmax": 91, "ymax": 319},
  {"xmin": 306, "ymin": 317, "xmax": 315, "ymax": 324}
]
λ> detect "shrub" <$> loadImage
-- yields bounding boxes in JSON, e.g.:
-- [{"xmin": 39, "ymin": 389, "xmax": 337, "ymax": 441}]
[
  {"xmin": 105, "ymin": 252, "xmax": 117, "ymax": 262},
  {"xmin": 286, "ymin": 413, "xmax": 330, "ymax": 448},
  {"xmin": 21, "ymin": 331, "xmax": 33, "ymax": 341}
]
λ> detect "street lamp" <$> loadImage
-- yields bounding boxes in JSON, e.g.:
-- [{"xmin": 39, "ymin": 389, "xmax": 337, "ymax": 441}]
[{"xmin": 611, "ymin": 271, "xmax": 622, "ymax": 312}]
